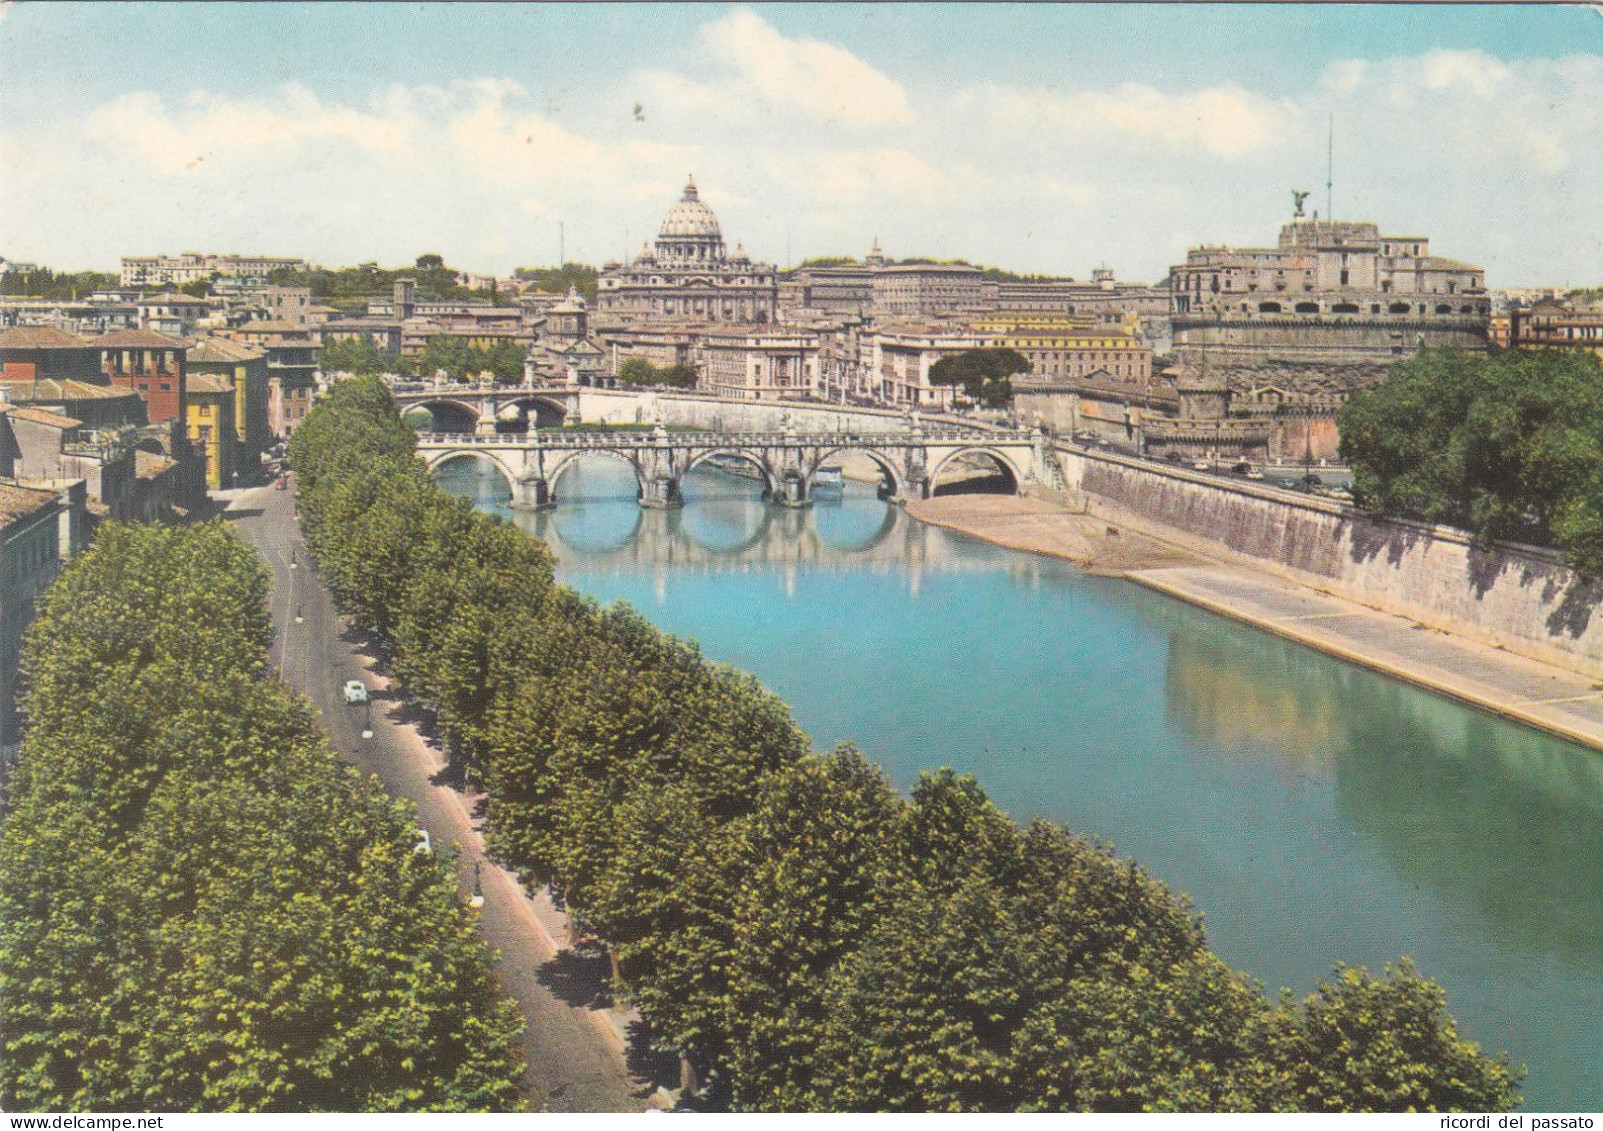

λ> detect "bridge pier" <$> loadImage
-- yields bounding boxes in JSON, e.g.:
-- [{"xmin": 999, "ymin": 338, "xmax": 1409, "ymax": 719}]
[
  {"xmin": 509, "ymin": 476, "xmax": 553, "ymax": 511},
  {"xmin": 640, "ymin": 475, "xmax": 683, "ymax": 510},
  {"xmin": 773, "ymin": 471, "xmax": 811, "ymax": 508}
]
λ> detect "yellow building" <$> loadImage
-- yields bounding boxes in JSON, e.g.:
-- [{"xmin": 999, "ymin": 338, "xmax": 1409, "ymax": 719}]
[
  {"xmin": 187, "ymin": 337, "xmax": 271, "ymax": 457},
  {"xmin": 987, "ymin": 327, "xmax": 1153, "ymax": 384},
  {"xmin": 185, "ymin": 372, "xmax": 238, "ymax": 489}
]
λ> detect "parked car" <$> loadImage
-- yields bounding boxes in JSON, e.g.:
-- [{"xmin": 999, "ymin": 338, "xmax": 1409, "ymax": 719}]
[
  {"xmin": 414, "ymin": 828, "xmax": 432, "ymax": 855},
  {"xmin": 1192, "ymin": 460, "xmax": 1211, "ymax": 472},
  {"xmin": 343, "ymin": 679, "xmax": 368, "ymax": 704}
]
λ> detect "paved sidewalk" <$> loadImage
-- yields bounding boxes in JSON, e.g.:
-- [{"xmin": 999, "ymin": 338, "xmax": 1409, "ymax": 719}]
[{"xmin": 1132, "ymin": 564, "xmax": 1603, "ymax": 751}]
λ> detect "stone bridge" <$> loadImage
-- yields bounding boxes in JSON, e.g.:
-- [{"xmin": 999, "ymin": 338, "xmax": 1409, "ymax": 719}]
[
  {"xmin": 393, "ymin": 383, "xmax": 582, "ymax": 433},
  {"xmin": 415, "ymin": 422, "xmax": 1063, "ymax": 509}
]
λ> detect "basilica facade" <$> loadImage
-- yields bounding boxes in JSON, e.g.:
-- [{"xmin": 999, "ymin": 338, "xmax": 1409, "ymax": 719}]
[{"xmin": 596, "ymin": 177, "xmax": 777, "ymax": 325}]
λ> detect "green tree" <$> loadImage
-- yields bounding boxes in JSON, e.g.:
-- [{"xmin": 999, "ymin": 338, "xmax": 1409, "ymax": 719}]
[
  {"xmin": 929, "ymin": 348, "xmax": 1030, "ymax": 407},
  {"xmin": 1254, "ymin": 963, "xmax": 1520, "ymax": 1112},
  {"xmin": 724, "ymin": 746, "xmax": 906, "ymax": 1110},
  {"xmin": 513, "ymin": 263, "xmax": 599, "ymax": 303},
  {"xmin": 0, "ymin": 522, "xmax": 526, "ymax": 1112},
  {"xmin": 1341, "ymin": 346, "xmax": 1603, "ymax": 575}
]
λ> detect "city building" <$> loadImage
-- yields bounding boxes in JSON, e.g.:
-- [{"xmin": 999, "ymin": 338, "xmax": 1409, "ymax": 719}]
[
  {"xmin": 597, "ymin": 177, "xmax": 778, "ymax": 325},
  {"xmin": 0, "ymin": 479, "xmax": 85, "ymax": 762},
  {"xmin": 221, "ymin": 322, "xmax": 318, "ymax": 436},
  {"xmin": 989, "ymin": 326, "xmax": 1152, "ymax": 385},
  {"xmin": 525, "ymin": 288, "xmax": 605, "ymax": 386},
  {"xmin": 185, "ymin": 373, "xmax": 238, "ymax": 489},
  {"xmin": 699, "ymin": 329, "xmax": 821, "ymax": 400},
  {"xmin": 1511, "ymin": 299, "xmax": 1603, "ymax": 361},
  {"xmin": 862, "ymin": 327, "xmax": 989, "ymax": 409},
  {"xmin": 1169, "ymin": 217, "xmax": 1489, "ymax": 402},
  {"xmin": 94, "ymin": 328, "xmax": 190, "ymax": 426},
  {"xmin": 120, "ymin": 253, "xmax": 307, "ymax": 287},
  {"xmin": 870, "ymin": 263, "xmax": 988, "ymax": 319},
  {"xmin": 0, "ymin": 325, "xmax": 105, "ymax": 384},
  {"xmin": 135, "ymin": 292, "xmax": 214, "ymax": 336},
  {"xmin": 186, "ymin": 337, "xmax": 272, "ymax": 457}
]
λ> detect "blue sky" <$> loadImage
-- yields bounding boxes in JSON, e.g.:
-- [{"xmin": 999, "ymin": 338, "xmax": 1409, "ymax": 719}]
[{"xmin": 2, "ymin": 3, "xmax": 1599, "ymax": 283}]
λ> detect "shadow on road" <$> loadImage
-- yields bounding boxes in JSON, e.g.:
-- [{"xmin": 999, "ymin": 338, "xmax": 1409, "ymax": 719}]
[
  {"xmin": 623, "ymin": 1020, "xmax": 687, "ymax": 1102},
  {"xmin": 535, "ymin": 948, "xmax": 614, "ymax": 1011}
]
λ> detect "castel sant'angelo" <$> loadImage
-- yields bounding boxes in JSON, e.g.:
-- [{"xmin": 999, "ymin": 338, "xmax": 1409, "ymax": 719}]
[{"xmin": 1152, "ymin": 211, "xmax": 1491, "ymax": 461}]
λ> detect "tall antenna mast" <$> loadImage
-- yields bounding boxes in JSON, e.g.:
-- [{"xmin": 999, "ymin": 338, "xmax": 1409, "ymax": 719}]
[{"xmin": 1326, "ymin": 113, "xmax": 1334, "ymax": 223}]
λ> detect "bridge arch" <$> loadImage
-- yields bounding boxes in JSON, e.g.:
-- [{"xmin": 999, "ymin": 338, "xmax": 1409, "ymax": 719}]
[
  {"xmin": 685, "ymin": 449, "xmax": 778, "ymax": 496},
  {"xmin": 495, "ymin": 395, "xmax": 569, "ymax": 432},
  {"xmin": 424, "ymin": 449, "xmax": 519, "ymax": 501},
  {"xmin": 546, "ymin": 448, "xmax": 646, "ymax": 503},
  {"xmin": 806, "ymin": 446, "xmax": 904, "ymax": 499},
  {"xmin": 407, "ymin": 398, "xmax": 482, "ymax": 434},
  {"xmin": 926, "ymin": 446, "xmax": 1025, "ymax": 498}
]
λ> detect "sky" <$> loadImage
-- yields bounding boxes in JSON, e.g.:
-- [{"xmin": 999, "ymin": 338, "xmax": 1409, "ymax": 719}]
[{"xmin": 1, "ymin": 2, "xmax": 1599, "ymax": 285}]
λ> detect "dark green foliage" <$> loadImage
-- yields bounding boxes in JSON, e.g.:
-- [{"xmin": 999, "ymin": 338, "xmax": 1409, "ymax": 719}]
[
  {"xmin": 414, "ymin": 335, "xmax": 526, "ymax": 383},
  {"xmin": 0, "ymin": 266, "xmax": 121, "ymax": 299},
  {"xmin": 0, "ymin": 522, "xmax": 525, "ymax": 1112},
  {"xmin": 1254, "ymin": 962, "xmax": 1522, "ymax": 1112},
  {"xmin": 513, "ymin": 263, "xmax": 599, "ymax": 303},
  {"xmin": 616, "ymin": 356, "xmax": 699, "ymax": 389},
  {"xmin": 1340, "ymin": 347, "xmax": 1603, "ymax": 576},
  {"xmin": 928, "ymin": 348, "xmax": 1029, "ymax": 406},
  {"xmin": 286, "ymin": 377, "xmax": 1521, "ymax": 1113},
  {"xmin": 320, "ymin": 335, "xmax": 398, "ymax": 376},
  {"xmin": 267, "ymin": 257, "xmax": 503, "ymax": 305}
]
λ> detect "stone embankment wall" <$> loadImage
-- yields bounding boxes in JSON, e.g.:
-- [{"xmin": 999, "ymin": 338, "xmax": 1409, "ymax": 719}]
[{"xmin": 1058, "ymin": 446, "xmax": 1603, "ymax": 677}]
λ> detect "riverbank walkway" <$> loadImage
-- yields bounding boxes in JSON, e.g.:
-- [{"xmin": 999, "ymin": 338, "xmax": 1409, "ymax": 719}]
[{"xmin": 907, "ymin": 495, "xmax": 1603, "ymax": 752}]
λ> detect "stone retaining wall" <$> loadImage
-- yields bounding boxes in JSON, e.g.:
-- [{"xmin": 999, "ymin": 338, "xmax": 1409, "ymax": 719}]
[{"xmin": 1058, "ymin": 446, "xmax": 1603, "ymax": 677}]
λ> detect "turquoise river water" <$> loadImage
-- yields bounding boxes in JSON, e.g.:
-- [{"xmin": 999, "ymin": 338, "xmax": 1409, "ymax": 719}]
[{"xmin": 437, "ymin": 454, "xmax": 1603, "ymax": 1111}]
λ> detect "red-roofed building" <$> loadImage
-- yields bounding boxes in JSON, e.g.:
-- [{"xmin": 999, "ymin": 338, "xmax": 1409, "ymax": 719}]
[
  {"xmin": 94, "ymin": 328, "xmax": 188, "ymax": 426},
  {"xmin": 0, "ymin": 325, "xmax": 105, "ymax": 384}
]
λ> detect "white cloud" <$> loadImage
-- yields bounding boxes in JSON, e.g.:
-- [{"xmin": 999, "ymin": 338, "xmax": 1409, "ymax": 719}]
[
  {"xmin": 955, "ymin": 80, "xmax": 1298, "ymax": 159},
  {"xmin": 1418, "ymin": 49, "xmax": 1511, "ymax": 99},
  {"xmin": 633, "ymin": 8, "xmax": 910, "ymax": 131}
]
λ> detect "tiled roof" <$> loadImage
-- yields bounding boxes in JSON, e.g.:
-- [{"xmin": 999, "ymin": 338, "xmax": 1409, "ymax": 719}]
[
  {"xmin": 3, "ymin": 406, "xmax": 82, "ymax": 429},
  {"xmin": 187, "ymin": 373, "xmax": 236, "ymax": 395},
  {"xmin": 187, "ymin": 337, "xmax": 266, "ymax": 363},
  {"xmin": 91, "ymin": 329, "xmax": 188, "ymax": 349},
  {"xmin": 0, "ymin": 377, "xmax": 140, "ymax": 402},
  {"xmin": 0, "ymin": 483, "xmax": 59, "ymax": 525},
  {"xmin": 0, "ymin": 325, "xmax": 94, "ymax": 350}
]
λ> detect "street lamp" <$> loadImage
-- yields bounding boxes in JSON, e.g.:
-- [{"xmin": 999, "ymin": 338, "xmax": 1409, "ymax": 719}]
[
  {"xmin": 294, "ymin": 605, "xmax": 303, "ymax": 625},
  {"xmin": 361, "ymin": 698, "xmax": 373, "ymax": 740},
  {"xmin": 470, "ymin": 860, "xmax": 485, "ymax": 909}
]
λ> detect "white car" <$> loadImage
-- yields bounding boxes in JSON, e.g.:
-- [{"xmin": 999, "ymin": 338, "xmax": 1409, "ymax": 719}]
[
  {"xmin": 414, "ymin": 829, "xmax": 432, "ymax": 855},
  {"xmin": 343, "ymin": 679, "xmax": 368, "ymax": 704}
]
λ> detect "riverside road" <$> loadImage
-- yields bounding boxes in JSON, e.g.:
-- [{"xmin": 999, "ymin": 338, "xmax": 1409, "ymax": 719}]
[{"xmin": 225, "ymin": 480, "xmax": 649, "ymax": 1113}]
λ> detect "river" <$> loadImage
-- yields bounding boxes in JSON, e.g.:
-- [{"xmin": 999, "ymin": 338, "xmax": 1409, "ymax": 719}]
[{"xmin": 437, "ymin": 453, "xmax": 1603, "ymax": 1111}]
